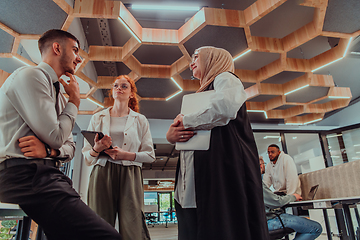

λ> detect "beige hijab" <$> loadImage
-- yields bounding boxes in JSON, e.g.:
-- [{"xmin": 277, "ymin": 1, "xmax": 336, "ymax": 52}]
[{"xmin": 194, "ymin": 46, "xmax": 235, "ymax": 93}]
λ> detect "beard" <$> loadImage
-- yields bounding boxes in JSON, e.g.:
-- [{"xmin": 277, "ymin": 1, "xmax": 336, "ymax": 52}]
[
  {"xmin": 60, "ymin": 51, "xmax": 75, "ymax": 75},
  {"xmin": 270, "ymin": 154, "xmax": 279, "ymax": 162}
]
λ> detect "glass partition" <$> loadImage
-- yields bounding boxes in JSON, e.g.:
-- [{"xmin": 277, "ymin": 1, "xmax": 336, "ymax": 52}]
[
  {"xmin": 284, "ymin": 133, "xmax": 325, "ymax": 174},
  {"xmin": 342, "ymin": 128, "xmax": 360, "ymax": 163},
  {"xmin": 326, "ymin": 133, "xmax": 346, "ymax": 166}
]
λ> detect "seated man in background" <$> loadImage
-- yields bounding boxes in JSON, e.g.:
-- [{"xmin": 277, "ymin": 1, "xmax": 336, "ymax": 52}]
[
  {"xmin": 263, "ymin": 144, "xmax": 301, "ymax": 195},
  {"xmin": 261, "ymin": 158, "xmax": 323, "ymax": 240}
]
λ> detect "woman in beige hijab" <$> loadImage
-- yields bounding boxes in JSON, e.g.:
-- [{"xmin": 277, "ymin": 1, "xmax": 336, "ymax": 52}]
[{"xmin": 167, "ymin": 46, "xmax": 269, "ymax": 240}]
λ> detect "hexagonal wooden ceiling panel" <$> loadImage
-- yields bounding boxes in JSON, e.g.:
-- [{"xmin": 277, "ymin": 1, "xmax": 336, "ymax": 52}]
[{"xmin": 0, "ymin": 0, "xmax": 357, "ymax": 125}]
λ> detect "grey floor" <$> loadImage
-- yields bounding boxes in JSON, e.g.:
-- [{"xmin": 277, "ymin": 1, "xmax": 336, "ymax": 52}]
[
  {"xmin": 148, "ymin": 223, "xmax": 178, "ymax": 240},
  {"xmin": 148, "ymin": 224, "xmax": 339, "ymax": 240}
]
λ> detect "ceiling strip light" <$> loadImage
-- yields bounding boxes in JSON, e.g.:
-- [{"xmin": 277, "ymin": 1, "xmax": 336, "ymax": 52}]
[
  {"xmin": 118, "ymin": 17, "xmax": 141, "ymax": 43},
  {"xmin": 328, "ymin": 96, "xmax": 351, "ymax": 99},
  {"xmin": 166, "ymin": 90, "xmax": 182, "ymax": 101},
  {"xmin": 12, "ymin": 56, "xmax": 30, "ymax": 66},
  {"xmin": 285, "ymin": 122, "xmax": 303, "ymax": 125},
  {"xmin": 284, "ymin": 84, "xmax": 309, "ymax": 95},
  {"xmin": 304, "ymin": 118, "xmax": 322, "ymax": 125},
  {"xmin": 326, "ymin": 133, "xmax": 342, "ymax": 138},
  {"xmin": 170, "ymin": 77, "xmax": 183, "ymax": 91},
  {"xmin": 263, "ymin": 136, "xmax": 280, "ymax": 139},
  {"xmin": 87, "ymin": 98, "xmax": 104, "ymax": 108},
  {"xmin": 247, "ymin": 110, "xmax": 268, "ymax": 119},
  {"xmin": 233, "ymin": 49, "xmax": 251, "ymax": 62},
  {"xmin": 343, "ymin": 37, "xmax": 353, "ymax": 57},
  {"xmin": 131, "ymin": 4, "xmax": 200, "ymax": 11},
  {"xmin": 311, "ymin": 57, "xmax": 343, "ymax": 72},
  {"xmin": 311, "ymin": 37, "xmax": 352, "ymax": 72}
]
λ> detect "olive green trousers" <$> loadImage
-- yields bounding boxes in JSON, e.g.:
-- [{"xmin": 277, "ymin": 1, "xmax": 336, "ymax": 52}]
[{"xmin": 88, "ymin": 162, "xmax": 150, "ymax": 240}]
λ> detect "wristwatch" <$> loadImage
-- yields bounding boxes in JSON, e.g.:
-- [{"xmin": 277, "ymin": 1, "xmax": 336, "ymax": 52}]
[{"xmin": 44, "ymin": 143, "xmax": 51, "ymax": 157}]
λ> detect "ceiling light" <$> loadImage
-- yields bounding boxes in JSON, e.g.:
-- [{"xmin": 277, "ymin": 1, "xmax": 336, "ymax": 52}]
[
  {"xmin": 247, "ymin": 110, "xmax": 268, "ymax": 119},
  {"xmin": 292, "ymin": 137, "xmax": 297, "ymax": 139},
  {"xmin": 311, "ymin": 57, "xmax": 343, "ymax": 72},
  {"xmin": 343, "ymin": 37, "xmax": 353, "ymax": 57},
  {"xmin": 263, "ymin": 136, "xmax": 280, "ymax": 139},
  {"xmin": 131, "ymin": 4, "xmax": 200, "ymax": 11},
  {"xmin": 86, "ymin": 97, "xmax": 104, "ymax": 108},
  {"xmin": 311, "ymin": 37, "xmax": 352, "ymax": 72},
  {"xmin": 166, "ymin": 90, "xmax": 182, "ymax": 101},
  {"xmin": 233, "ymin": 49, "xmax": 251, "ymax": 62},
  {"xmin": 354, "ymin": 144, "xmax": 360, "ymax": 147},
  {"xmin": 326, "ymin": 134, "xmax": 342, "ymax": 138},
  {"xmin": 350, "ymin": 51, "xmax": 360, "ymax": 55},
  {"xmin": 328, "ymin": 96, "xmax": 351, "ymax": 99},
  {"xmin": 171, "ymin": 77, "xmax": 183, "ymax": 91},
  {"xmin": 331, "ymin": 155, "xmax": 340, "ymax": 158},
  {"xmin": 118, "ymin": 17, "xmax": 141, "ymax": 43},
  {"xmin": 304, "ymin": 118, "xmax": 322, "ymax": 125},
  {"xmin": 285, "ymin": 122, "xmax": 303, "ymax": 125},
  {"xmin": 12, "ymin": 56, "xmax": 30, "ymax": 66},
  {"xmin": 352, "ymin": 157, "xmax": 360, "ymax": 160},
  {"xmin": 284, "ymin": 84, "xmax": 309, "ymax": 95}
]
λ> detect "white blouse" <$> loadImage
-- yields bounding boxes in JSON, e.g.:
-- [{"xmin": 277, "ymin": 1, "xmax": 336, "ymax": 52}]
[{"xmin": 175, "ymin": 72, "xmax": 247, "ymax": 208}]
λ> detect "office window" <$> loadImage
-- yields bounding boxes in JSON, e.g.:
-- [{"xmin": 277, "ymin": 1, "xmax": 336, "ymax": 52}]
[
  {"xmin": 326, "ymin": 133, "xmax": 347, "ymax": 166},
  {"xmin": 144, "ymin": 192, "xmax": 158, "ymax": 206},
  {"xmin": 253, "ymin": 132, "xmax": 282, "ymax": 165},
  {"xmin": 327, "ymin": 128, "xmax": 360, "ymax": 166},
  {"xmin": 284, "ymin": 133, "xmax": 325, "ymax": 174},
  {"xmin": 342, "ymin": 128, "xmax": 360, "ymax": 163}
]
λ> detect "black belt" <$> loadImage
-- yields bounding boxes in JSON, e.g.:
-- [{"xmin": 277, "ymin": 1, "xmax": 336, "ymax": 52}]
[{"xmin": 0, "ymin": 158, "xmax": 61, "ymax": 171}]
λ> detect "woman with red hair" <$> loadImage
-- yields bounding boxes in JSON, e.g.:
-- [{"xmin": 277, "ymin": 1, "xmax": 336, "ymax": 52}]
[{"xmin": 82, "ymin": 75, "xmax": 155, "ymax": 240}]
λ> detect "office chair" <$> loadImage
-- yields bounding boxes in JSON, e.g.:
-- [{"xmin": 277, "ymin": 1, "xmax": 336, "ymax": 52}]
[{"xmin": 267, "ymin": 212, "xmax": 294, "ymax": 240}]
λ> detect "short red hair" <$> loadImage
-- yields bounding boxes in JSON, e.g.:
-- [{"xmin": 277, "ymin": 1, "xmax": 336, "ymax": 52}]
[{"xmin": 109, "ymin": 75, "xmax": 139, "ymax": 113}]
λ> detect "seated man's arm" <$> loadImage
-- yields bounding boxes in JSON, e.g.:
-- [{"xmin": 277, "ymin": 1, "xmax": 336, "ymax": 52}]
[{"xmin": 263, "ymin": 182, "xmax": 297, "ymax": 209}]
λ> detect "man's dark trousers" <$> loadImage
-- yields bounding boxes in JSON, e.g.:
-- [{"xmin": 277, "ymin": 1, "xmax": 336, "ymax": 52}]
[{"xmin": 0, "ymin": 163, "xmax": 122, "ymax": 240}]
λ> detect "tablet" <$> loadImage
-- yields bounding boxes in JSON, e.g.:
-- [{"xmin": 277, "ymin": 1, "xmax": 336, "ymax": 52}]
[
  {"xmin": 81, "ymin": 130, "xmax": 113, "ymax": 149},
  {"xmin": 175, "ymin": 90, "xmax": 215, "ymax": 151}
]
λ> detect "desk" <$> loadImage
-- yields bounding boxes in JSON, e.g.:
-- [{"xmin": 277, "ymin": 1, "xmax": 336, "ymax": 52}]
[
  {"xmin": 287, "ymin": 196, "xmax": 360, "ymax": 240},
  {"xmin": 0, "ymin": 203, "xmax": 25, "ymax": 218},
  {"xmin": 0, "ymin": 203, "xmax": 33, "ymax": 240},
  {"xmin": 144, "ymin": 211, "xmax": 176, "ymax": 228}
]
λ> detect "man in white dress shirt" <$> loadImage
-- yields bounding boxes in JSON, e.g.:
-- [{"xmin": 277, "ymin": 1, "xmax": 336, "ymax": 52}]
[
  {"xmin": 263, "ymin": 144, "xmax": 301, "ymax": 195},
  {"xmin": 0, "ymin": 29, "xmax": 121, "ymax": 240}
]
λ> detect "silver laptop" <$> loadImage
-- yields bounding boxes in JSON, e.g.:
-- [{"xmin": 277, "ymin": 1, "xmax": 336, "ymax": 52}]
[{"xmin": 307, "ymin": 184, "xmax": 319, "ymax": 200}]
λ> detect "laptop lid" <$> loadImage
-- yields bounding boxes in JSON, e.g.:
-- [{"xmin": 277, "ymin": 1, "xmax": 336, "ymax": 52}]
[{"xmin": 307, "ymin": 184, "xmax": 319, "ymax": 200}]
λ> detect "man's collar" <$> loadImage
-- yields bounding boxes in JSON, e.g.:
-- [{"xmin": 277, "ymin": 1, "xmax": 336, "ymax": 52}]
[{"xmin": 37, "ymin": 62, "xmax": 58, "ymax": 84}]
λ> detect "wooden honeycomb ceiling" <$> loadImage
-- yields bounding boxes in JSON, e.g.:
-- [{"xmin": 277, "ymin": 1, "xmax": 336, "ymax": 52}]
[{"xmin": 0, "ymin": 0, "xmax": 357, "ymax": 125}]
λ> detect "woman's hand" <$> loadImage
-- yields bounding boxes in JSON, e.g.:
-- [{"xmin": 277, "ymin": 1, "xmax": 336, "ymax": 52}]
[
  {"xmin": 93, "ymin": 133, "xmax": 112, "ymax": 153},
  {"xmin": 104, "ymin": 146, "xmax": 136, "ymax": 161},
  {"xmin": 166, "ymin": 116, "xmax": 195, "ymax": 144}
]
